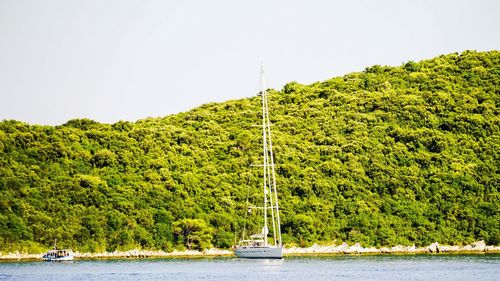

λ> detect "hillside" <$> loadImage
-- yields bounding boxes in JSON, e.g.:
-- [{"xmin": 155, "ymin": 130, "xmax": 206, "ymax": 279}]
[{"xmin": 0, "ymin": 50, "xmax": 499, "ymax": 253}]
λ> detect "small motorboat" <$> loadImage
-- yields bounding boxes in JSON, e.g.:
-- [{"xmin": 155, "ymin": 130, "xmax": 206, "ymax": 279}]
[
  {"xmin": 42, "ymin": 240, "xmax": 74, "ymax": 261},
  {"xmin": 42, "ymin": 249, "xmax": 74, "ymax": 261}
]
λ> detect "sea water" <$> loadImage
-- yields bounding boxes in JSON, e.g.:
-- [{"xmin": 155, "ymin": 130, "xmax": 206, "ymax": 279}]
[{"xmin": 0, "ymin": 254, "xmax": 498, "ymax": 281}]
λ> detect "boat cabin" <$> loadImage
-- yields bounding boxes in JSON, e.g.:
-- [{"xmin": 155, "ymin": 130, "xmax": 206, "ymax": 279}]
[{"xmin": 238, "ymin": 234, "xmax": 266, "ymax": 248}]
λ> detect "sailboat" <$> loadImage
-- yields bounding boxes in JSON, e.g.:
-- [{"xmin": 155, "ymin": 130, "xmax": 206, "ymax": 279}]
[{"xmin": 234, "ymin": 64, "xmax": 283, "ymax": 259}]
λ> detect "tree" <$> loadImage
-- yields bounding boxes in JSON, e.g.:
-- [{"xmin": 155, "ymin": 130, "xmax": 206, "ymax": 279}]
[{"xmin": 173, "ymin": 219, "xmax": 213, "ymax": 250}]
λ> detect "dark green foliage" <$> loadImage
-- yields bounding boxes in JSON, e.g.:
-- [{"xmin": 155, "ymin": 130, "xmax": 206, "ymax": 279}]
[{"xmin": 0, "ymin": 50, "xmax": 499, "ymax": 253}]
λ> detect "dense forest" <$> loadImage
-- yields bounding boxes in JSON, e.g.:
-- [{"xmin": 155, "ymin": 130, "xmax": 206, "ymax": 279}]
[{"xmin": 0, "ymin": 50, "xmax": 499, "ymax": 253}]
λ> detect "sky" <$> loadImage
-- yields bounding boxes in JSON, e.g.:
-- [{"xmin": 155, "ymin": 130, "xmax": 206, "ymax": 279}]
[{"xmin": 0, "ymin": 0, "xmax": 499, "ymax": 125}]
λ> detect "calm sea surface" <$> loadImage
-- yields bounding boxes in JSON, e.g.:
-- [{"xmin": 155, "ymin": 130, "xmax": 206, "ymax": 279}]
[{"xmin": 0, "ymin": 254, "xmax": 498, "ymax": 281}]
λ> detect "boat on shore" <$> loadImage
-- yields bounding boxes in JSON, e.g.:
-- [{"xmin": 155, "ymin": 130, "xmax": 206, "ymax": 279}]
[{"xmin": 233, "ymin": 64, "xmax": 283, "ymax": 259}]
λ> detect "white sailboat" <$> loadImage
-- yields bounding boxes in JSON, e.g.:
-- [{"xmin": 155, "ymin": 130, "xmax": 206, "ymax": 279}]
[{"xmin": 234, "ymin": 64, "xmax": 283, "ymax": 259}]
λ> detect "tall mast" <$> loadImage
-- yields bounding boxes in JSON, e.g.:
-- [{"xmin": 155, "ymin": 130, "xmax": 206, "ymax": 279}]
[
  {"xmin": 262, "ymin": 65, "xmax": 277, "ymax": 246},
  {"xmin": 265, "ymin": 83, "xmax": 282, "ymax": 247},
  {"xmin": 260, "ymin": 62, "xmax": 268, "ymax": 247},
  {"xmin": 260, "ymin": 62, "xmax": 281, "ymax": 247}
]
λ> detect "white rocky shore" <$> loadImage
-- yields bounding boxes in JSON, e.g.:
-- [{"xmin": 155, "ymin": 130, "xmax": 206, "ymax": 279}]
[
  {"xmin": 284, "ymin": 240, "xmax": 500, "ymax": 255},
  {"xmin": 1, "ymin": 241, "xmax": 499, "ymax": 261}
]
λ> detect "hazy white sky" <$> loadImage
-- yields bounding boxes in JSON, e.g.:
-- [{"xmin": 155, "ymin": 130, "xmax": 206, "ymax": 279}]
[{"xmin": 0, "ymin": 0, "xmax": 499, "ymax": 125}]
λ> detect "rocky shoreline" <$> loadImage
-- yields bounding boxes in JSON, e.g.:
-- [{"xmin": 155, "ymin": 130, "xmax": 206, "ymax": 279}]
[
  {"xmin": 285, "ymin": 240, "xmax": 500, "ymax": 255},
  {"xmin": 1, "ymin": 241, "xmax": 499, "ymax": 261}
]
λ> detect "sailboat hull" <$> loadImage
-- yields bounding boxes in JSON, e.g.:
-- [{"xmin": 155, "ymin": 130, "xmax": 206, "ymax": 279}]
[{"xmin": 234, "ymin": 246, "xmax": 283, "ymax": 259}]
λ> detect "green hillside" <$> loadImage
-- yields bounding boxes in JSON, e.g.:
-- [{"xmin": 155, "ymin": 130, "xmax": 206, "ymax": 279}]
[{"xmin": 1, "ymin": 50, "xmax": 499, "ymax": 253}]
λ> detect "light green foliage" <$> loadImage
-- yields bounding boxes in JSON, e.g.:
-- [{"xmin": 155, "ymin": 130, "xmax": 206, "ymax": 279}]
[
  {"xmin": 0, "ymin": 50, "xmax": 499, "ymax": 253},
  {"xmin": 173, "ymin": 219, "xmax": 213, "ymax": 250}
]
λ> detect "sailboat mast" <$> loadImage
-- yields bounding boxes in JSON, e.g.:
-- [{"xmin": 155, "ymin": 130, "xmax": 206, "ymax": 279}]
[
  {"xmin": 265, "ymin": 89, "xmax": 282, "ymax": 247},
  {"xmin": 260, "ymin": 63, "xmax": 268, "ymax": 247},
  {"xmin": 262, "ymin": 67, "xmax": 277, "ymax": 246}
]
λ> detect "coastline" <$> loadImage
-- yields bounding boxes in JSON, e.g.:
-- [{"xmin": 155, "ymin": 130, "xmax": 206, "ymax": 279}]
[
  {"xmin": 1, "ymin": 241, "xmax": 499, "ymax": 261},
  {"xmin": 284, "ymin": 240, "xmax": 500, "ymax": 255}
]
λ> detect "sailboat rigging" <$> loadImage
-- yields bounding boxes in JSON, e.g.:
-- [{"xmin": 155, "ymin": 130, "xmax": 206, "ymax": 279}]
[{"xmin": 233, "ymin": 63, "xmax": 283, "ymax": 259}]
